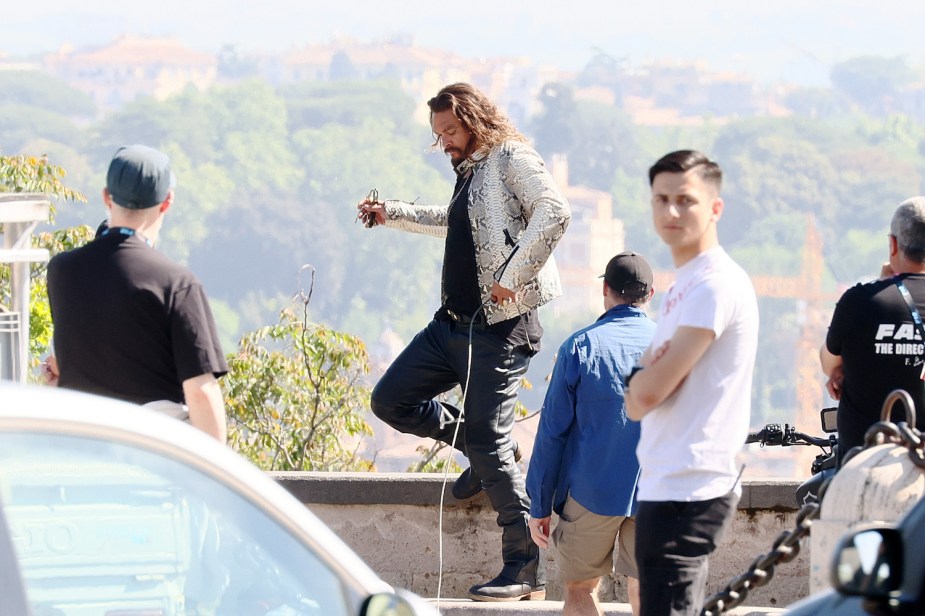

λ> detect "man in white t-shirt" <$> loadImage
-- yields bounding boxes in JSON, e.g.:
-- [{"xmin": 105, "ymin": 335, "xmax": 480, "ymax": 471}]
[{"xmin": 625, "ymin": 150, "xmax": 759, "ymax": 616}]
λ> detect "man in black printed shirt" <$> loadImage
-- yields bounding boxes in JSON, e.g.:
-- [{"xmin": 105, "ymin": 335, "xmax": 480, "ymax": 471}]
[{"xmin": 821, "ymin": 196, "xmax": 925, "ymax": 464}]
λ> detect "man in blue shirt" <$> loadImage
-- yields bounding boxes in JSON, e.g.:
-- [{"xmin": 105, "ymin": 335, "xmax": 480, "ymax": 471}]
[{"xmin": 527, "ymin": 251, "xmax": 656, "ymax": 616}]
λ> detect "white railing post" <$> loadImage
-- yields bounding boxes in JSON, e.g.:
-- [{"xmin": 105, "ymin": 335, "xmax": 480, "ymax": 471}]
[{"xmin": 0, "ymin": 194, "xmax": 51, "ymax": 383}]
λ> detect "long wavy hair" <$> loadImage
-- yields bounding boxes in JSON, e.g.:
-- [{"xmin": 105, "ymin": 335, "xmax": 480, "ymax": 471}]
[{"xmin": 427, "ymin": 83, "xmax": 526, "ymax": 156}]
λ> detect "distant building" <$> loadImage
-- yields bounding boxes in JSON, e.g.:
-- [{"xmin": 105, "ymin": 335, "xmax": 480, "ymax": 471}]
[
  {"xmin": 277, "ymin": 36, "xmax": 474, "ymax": 119},
  {"xmin": 495, "ymin": 62, "xmax": 571, "ymax": 129},
  {"xmin": 32, "ymin": 33, "xmax": 781, "ymax": 130},
  {"xmin": 43, "ymin": 35, "xmax": 217, "ymax": 110},
  {"xmin": 279, "ymin": 35, "xmax": 469, "ymax": 84},
  {"xmin": 275, "ymin": 36, "xmax": 562, "ymax": 125},
  {"xmin": 547, "ymin": 154, "xmax": 625, "ymax": 318},
  {"xmin": 579, "ymin": 59, "xmax": 763, "ymax": 125}
]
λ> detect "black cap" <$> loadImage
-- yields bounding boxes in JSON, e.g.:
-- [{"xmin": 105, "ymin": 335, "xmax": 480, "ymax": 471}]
[
  {"xmin": 600, "ymin": 251, "xmax": 654, "ymax": 297},
  {"xmin": 106, "ymin": 145, "xmax": 176, "ymax": 209}
]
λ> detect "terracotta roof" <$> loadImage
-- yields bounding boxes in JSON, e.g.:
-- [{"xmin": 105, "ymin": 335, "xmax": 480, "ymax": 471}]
[{"xmin": 48, "ymin": 35, "xmax": 216, "ymax": 67}]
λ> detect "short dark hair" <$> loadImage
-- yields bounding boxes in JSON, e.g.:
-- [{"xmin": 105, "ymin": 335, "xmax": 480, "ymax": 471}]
[
  {"xmin": 612, "ymin": 287, "xmax": 649, "ymax": 307},
  {"xmin": 648, "ymin": 149, "xmax": 722, "ymax": 191}
]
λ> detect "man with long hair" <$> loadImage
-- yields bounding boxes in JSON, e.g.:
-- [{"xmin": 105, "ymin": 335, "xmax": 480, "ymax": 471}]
[{"xmin": 358, "ymin": 82, "xmax": 570, "ymax": 601}]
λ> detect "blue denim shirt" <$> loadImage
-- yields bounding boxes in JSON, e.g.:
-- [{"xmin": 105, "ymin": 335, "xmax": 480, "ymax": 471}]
[{"xmin": 527, "ymin": 304, "xmax": 656, "ymax": 518}]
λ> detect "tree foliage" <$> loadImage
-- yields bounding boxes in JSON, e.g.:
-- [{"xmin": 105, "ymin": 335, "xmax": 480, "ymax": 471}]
[
  {"xmin": 0, "ymin": 105, "xmax": 89, "ymax": 154},
  {"xmin": 532, "ymin": 83, "xmax": 640, "ymax": 191},
  {"xmin": 223, "ymin": 276, "xmax": 374, "ymax": 471},
  {"xmin": 0, "ymin": 154, "xmax": 86, "ymax": 210},
  {"xmin": 280, "ymin": 79, "xmax": 417, "ymax": 133},
  {"xmin": 0, "ymin": 72, "xmax": 95, "ymax": 153},
  {"xmin": 0, "ymin": 71, "xmax": 95, "ymax": 117},
  {"xmin": 831, "ymin": 55, "xmax": 919, "ymax": 114},
  {"xmin": 532, "ymin": 83, "xmax": 578, "ymax": 157}
]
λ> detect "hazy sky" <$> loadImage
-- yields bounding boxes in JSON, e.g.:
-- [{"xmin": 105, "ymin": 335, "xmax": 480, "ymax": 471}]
[{"xmin": 5, "ymin": 0, "xmax": 924, "ymax": 86}]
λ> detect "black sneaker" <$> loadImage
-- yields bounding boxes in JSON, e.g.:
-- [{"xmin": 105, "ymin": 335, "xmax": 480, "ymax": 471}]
[
  {"xmin": 452, "ymin": 441, "xmax": 522, "ymax": 502},
  {"xmin": 468, "ymin": 574, "xmax": 546, "ymax": 601}
]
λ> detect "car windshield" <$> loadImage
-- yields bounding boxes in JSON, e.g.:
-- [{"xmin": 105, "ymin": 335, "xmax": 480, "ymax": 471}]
[{"xmin": 0, "ymin": 431, "xmax": 350, "ymax": 616}]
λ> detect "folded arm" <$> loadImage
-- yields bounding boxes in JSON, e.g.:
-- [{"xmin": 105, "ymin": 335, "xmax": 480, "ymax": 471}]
[{"xmin": 625, "ymin": 326, "xmax": 716, "ymax": 421}]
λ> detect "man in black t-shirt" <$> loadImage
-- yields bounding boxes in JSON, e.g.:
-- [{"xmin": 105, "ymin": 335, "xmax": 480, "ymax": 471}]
[
  {"xmin": 357, "ymin": 83, "xmax": 570, "ymax": 601},
  {"xmin": 821, "ymin": 196, "xmax": 925, "ymax": 464},
  {"xmin": 47, "ymin": 145, "xmax": 228, "ymax": 442}
]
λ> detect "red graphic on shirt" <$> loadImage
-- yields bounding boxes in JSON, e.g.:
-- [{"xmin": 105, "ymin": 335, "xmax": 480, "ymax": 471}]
[{"xmin": 661, "ymin": 264, "xmax": 715, "ymax": 318}]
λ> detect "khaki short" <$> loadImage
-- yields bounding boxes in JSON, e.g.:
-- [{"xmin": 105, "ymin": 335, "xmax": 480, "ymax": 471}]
[
  {"xmin": 142, "ymin": 400, "xmax": 191, "ymax": 423},
  {"xmin": 552, "ymin": 494, "xmax": 637, "ymax": 582}
]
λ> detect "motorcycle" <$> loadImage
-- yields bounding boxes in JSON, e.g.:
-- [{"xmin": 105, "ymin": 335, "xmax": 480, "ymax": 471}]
[{"xmin": 745, "ymin": 407, "xmax": 839, "ymax": 506}]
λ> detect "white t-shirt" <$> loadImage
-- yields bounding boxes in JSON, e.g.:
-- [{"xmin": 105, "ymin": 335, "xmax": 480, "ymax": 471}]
[{"xmin": 636, "ymin": 245, "xmax": 759, "ymax": 502}]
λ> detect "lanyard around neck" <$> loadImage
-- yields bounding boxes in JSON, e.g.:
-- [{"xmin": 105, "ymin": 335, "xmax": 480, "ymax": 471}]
[
  {"xmin": 101, "ymin": 226, "xmax": 153, "ymax": 247},
  {"xmin": 894, "ymin": 278, "xmax": 925, "ymax": 379},
  {"xmin": 895, "ymin": 279, "xmax": 924, "ymax": 333}
]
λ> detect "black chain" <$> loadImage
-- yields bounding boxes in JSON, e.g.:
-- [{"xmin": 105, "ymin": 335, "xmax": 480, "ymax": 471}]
[
  {"xmin": 854, "ymin": 420, "xmax": 925, "ymax": 469},
  {"xmin": 702, "ymin": 416, "xmax": 925, "ymax": 615}
]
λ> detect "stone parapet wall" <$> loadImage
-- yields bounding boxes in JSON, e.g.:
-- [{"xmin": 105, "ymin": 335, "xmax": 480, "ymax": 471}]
[{"xmin": 272, "ymin": 473, "xmax": 809, "ymax": 608}]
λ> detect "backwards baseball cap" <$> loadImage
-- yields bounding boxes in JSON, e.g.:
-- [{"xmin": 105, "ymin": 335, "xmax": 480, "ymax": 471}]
[
  {"xmin": 600, "ymin": 251, "xmax": 654, "ymax": 297},
  {"xmin": 106, "ymin": 144, "xmax": 176, "ymax": 209}
]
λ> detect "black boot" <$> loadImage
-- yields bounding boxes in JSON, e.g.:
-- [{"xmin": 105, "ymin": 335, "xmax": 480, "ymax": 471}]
[
  {"xmin": 453, "ymin": 441, "xmax": 521, "ymax": 502},
  {"xmin": 468, "ymin": 517, "xmax": 546, "ymax": 601}
]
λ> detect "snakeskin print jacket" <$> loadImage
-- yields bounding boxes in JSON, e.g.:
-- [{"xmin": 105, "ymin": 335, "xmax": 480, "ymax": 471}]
[{"xmin": 382, "ymin": 140, "xmax": 571, "ymax": 324}]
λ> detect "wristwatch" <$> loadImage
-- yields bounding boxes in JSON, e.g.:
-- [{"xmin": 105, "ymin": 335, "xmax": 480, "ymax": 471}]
[{"xmin": 626, "ymin": 364, "xmax": 644, "ymax": 387}]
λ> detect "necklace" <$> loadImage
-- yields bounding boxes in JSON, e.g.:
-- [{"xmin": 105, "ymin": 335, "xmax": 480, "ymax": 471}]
[{"xmin": 449, "ymin": 174, "xmax": 473, "ymax": 212}]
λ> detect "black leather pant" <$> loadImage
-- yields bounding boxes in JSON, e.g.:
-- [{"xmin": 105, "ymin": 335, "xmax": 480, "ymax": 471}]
[{"xmin": 371, "ymin": 318, "xmax": 543, "ymax": 584}]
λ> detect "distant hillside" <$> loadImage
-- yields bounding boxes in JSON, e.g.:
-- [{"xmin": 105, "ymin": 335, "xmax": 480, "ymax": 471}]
[{"xmin": 5, "ymin": 0, "xmax": 925, "ymax": 87}]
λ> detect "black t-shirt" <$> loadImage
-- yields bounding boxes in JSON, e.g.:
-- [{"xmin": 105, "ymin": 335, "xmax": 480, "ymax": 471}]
[
  {"xmin": 47, "ymin": 229, "xmax": 228, "ymax": 405},
  {"xmin": 443, "ymin": 174, "xmax": 479, "ymax": 315},
  {"xmin": 441, "ymin": 173, "xmax": 542, "ymax": 352},
  {"xmin": 826, "ymin": 273, "xmax": 925, "ymax": 453}
]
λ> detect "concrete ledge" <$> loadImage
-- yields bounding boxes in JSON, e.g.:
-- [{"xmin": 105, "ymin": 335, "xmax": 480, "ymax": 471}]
[
  {"xmin": 272, "ymin": 472, "xmax": 803, "ymax": 510},
  {"xmin": 270, "ymin": 473, "xmax": 809, "ymax": 608},
  {"xmin": 431, "ymin": 601, "xmax": 786, "ymax": 616},
  {"xmin": 271, "ymin": 471, "xmax": 467, "ymax": 506}
]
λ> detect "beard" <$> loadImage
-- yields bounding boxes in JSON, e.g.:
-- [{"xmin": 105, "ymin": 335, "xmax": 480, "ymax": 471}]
[{"xmin": 445, "ymin": 147, "xmax": 466, "ymax": 167}]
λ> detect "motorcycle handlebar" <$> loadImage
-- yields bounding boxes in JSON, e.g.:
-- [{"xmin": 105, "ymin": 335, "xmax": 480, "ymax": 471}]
[
  {"xmin": 745, "ymin": 423, "xmax": 833, "ymax": 448},
  {"xmin": 744, "ymin": 431, "xmax": 765, "ymax": 444},
  {"xmin": 790, "ymin": 431, "xmax": 832, "ymax": 448}
]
